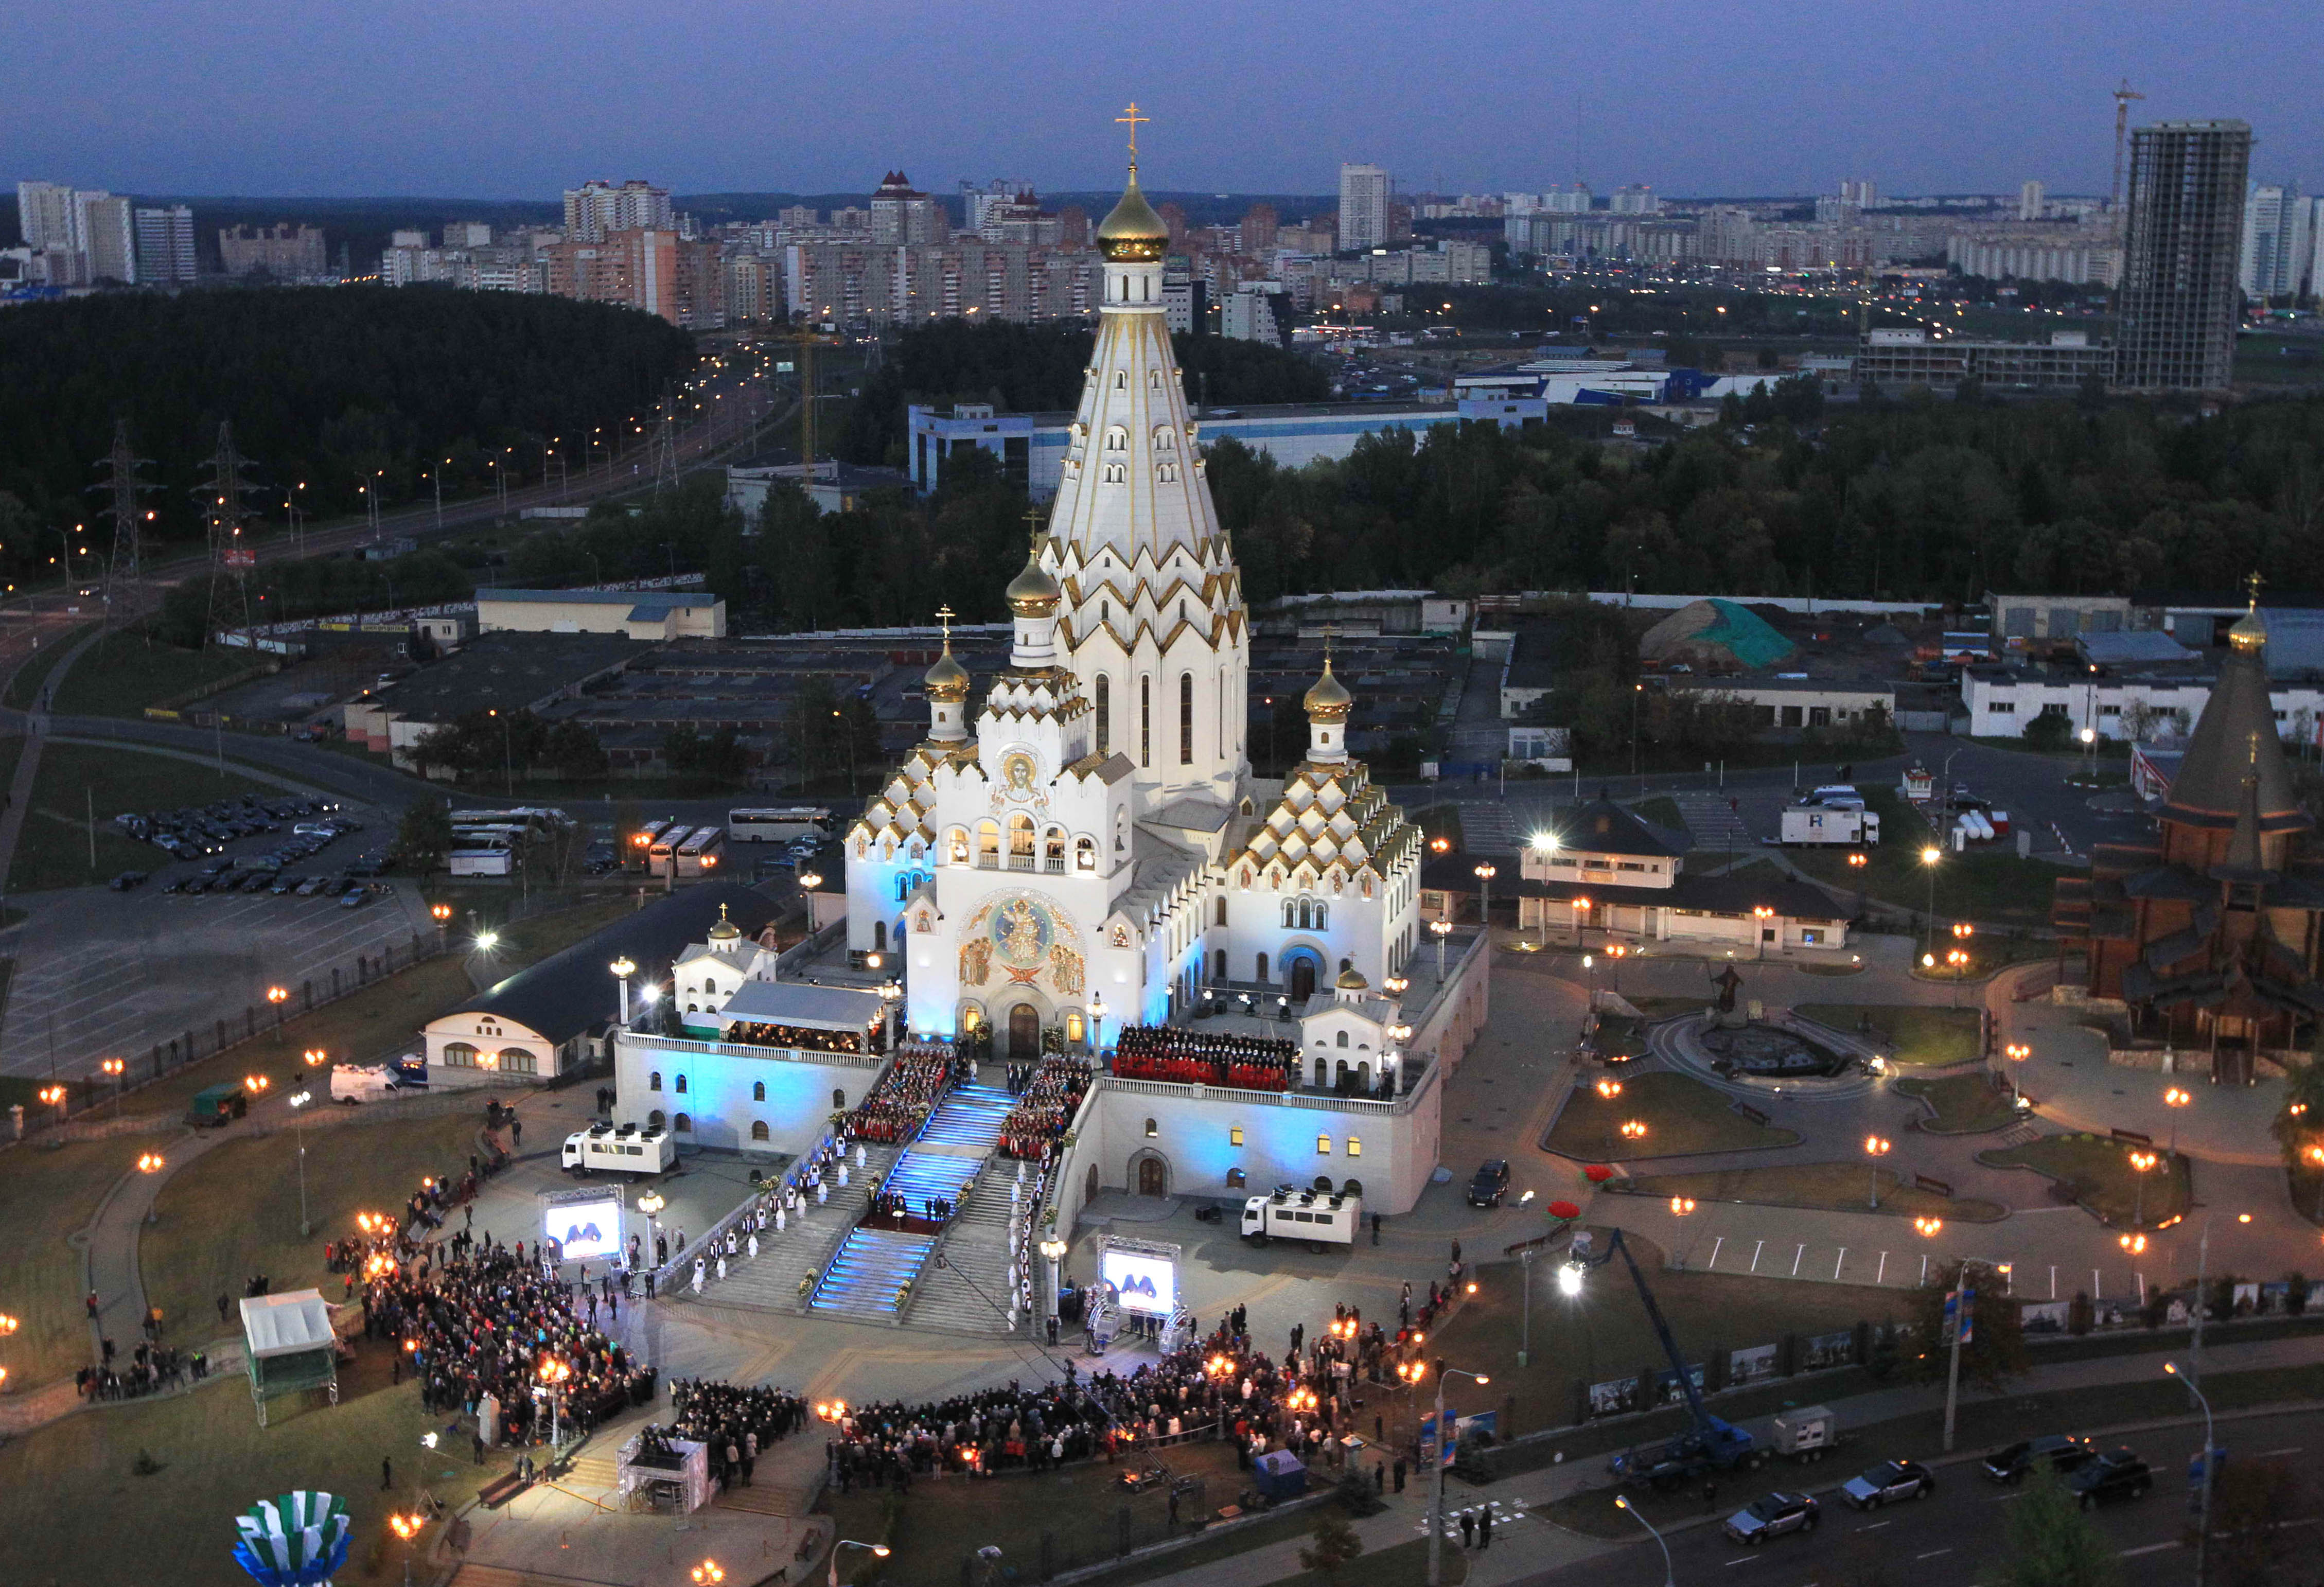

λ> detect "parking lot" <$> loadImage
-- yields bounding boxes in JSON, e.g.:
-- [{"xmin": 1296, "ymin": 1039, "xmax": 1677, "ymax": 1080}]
[{"xmin": 0, "ymin": 789, "xmax": 435, "ymax": 1083}]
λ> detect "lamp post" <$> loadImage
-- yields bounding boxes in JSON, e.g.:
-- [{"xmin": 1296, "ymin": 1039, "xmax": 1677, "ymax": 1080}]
[
  {"xmin": 637, "ymin": 1190, "xmax": 665, "ymax": 1275},
  {"xmin": 1430, "ymin": 917, "xmax": 1452, "ymax": 980},
  {"xmin": 2164, "ymin": 1086, "xmax": 2190, "ymax": 1155},
  {"xmin": 1612, "ymin": 1496, "xmax": 1675, "ymax": 1587},
  {"xmin": 2164, "ymin": 1362, "xmax": 2216, "ymax": 1587},
  {"xmin": 1865, "ymin": 1135, "xmax": 1891, "ymax": 1208},
  {"xmin": 1517, "ymin": 1247, "xmax": 1534, "ymax": 1367},
  {"xmin": 1937, "ymin": 1252, "xmax": 2010, "ymax": 1452},
  {"xmin": 1572, "ymin": 894, "xmax": 1590, "ymax": 948},
  {"xmin": 830, "ymin": 1539, "xmax": 891, "ymax": 1587},
  {"xmin": 1472, "ymin": 862, "xmax": 1495, "ymax": 934},
  {"xmin": 610, "ymin": 957, "xmax": 637, "ymax": 1027},
  {"xmin": 2125, "ymin": 1147, "xmax": 2158, "ymax": 1228},
  {"xmin": 1088, "ymin": 993, "xmax": 1108, "ymax": 1056},
  {"xmin": 431, "ymin": 902, "xmax": 453, "ymax": 950},
  {"xmin": 1427, "ymin": 1364, "xmax": 1490, "ymax": 1587},
  {"xmin": 267, "ymin": 984, "xmax": 288, "ymax": 1033},
  {"xmin": 1582, "ymin": 954, "xmax": 1597, "ymax": 1024},
  {"xmin": 289, "ymin": 1087, "xmax": 313, "ymax": 1236},
  {"xmin": 100, "ymin": 1057, "xmax": 125, "ymax": 1117},
  {"xmin": 1039, "ymin": 1235, "xmax": 1066, "ymax": 1326},
  {"xmin": 1752, "ymin": 904, "xmax": 1774, "ymax": 961},
  {"xmin": 1920, "ymin": 846, "xmax": 1941, "ymax": 954},
  {"xmin": 1528, "ymin": 832, "xmax": 1559, "ymax": 944}
]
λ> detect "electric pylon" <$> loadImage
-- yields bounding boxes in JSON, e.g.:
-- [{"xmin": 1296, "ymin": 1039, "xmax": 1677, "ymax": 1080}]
[{"xmin": 90, "ymin": 418, "xmax": 158, "ymax": 588}]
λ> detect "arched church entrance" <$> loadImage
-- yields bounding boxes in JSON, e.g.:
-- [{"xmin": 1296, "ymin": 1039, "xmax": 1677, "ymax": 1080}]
[
  {"xmin": 1287, "ymin": 953, "xmax": 1319, "ymax": 1003},
  {"xmin": 1133, "ymin": 1152, "xmax": 1170, "ymax": 1197},
  {"xmin": 1008, "ymin": 1002, "xmax": 1041, "ymax": 1059}
]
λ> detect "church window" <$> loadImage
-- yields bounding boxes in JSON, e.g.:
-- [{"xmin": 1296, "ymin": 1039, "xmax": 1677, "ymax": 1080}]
[
  {"xmin": 1316, "ymin": 1135, "xmax": 1333, "ymax": 1155},
  {"xmin": 1045, "ymin": 826, "xmax": 1066, "ymax": 871},
  {"xmin": 1095, "ymin": 675, "xmax": 1111, "ymax": 754},
  {"xmin": 1213, "ymin": 949, "xmax": 1226, "ymax": 978},
  {"xmin": 1215, "ymin": 897, "xmax": 1227, "ymax": 926},
  {"xmin": 947, "ymin": 827, "xmax": 969, "ymax": 863},
  {"xmin": 1347, "ymin": 1137, "xmax": 1362, "ymax": 1158},
  {"xmin": 1100, "ymin": 600, "xmax": 1109, "ymax": 624},
  {"xmin": 1256, "ymin": 951, "xmax": 1269, "ymax": 981},
  {"xmin": 874, "ymin": 921, "xmax": 887, "ymax": 951},
  {"xmin": 1115, "ymin": 371, "xmax": 1128, "ymax": 390},
  {"xmin": 1103, "ymin": 463, "xmax": 1125, "ymax": 484},
  {"xmin": 1149, "ymin": 368, "xmax": 1161, "ymax": 389},
  {"xmin": 674, "ymin": 1113, "xmax": 692, "ymax": 1133},
  {"xmin": 1154, "ymin": 427, "xmax": 1175, "ymax": 451},
  {"xmin": 649, "ymin": 1071, "xmax": 662, "ymax": 1092},
  {"xmin": 1226, "ymin": 1167, "xmax": 1246, "ymax": 1189},
  {"xmin": 1105, "ymin": 426, "xmax": 1127, "ymax": 450},
  {"xmin": 1145, "ymin": 1117, "xmax": 1158, "ymax": 1138},
  {"xmin": 977, "ymin": 820, "xmax": 1000, "ymax": 867},
  {"xmin": 675, "ymin": 1074, "xmax": 688, "ymax": 1094},
  {"xmin": 751, "ymin": 1120, "xmax": 770, "ymax": 1141},
  {"xmin": 1076, "ymin": 835, "xmax": 1097, "ymax": 871},
  {"xmin": 1221, "ymin": 677, "xmax": 1229, "ymax": 759},
  {"xmin": 1335, "ymin": 1031, "xmax": 1349, "ymax": 1048},
  {"xmin": 1230, "ymin": 1125, "xmax": 1244, "ymax": 1147},
  {"xmin": 1140, "ymin": 677, "xmax": 1151, "ymax": 767},
  {"xmin": 1179, "ymin": 673, "xmax": 1193, "ymax": 765},
  {"xmin": 833, "ymin": 1088, "xmax": 848, "ymax": 1108},
  {"xmin": 649, "ymin": 1110, "xmax": 666, "ymax": 1130},
  {"xmin": 444, "ymin": 1042, "xmax": 478, "ymax": 1068},
  {"xmin": 1158, "ymin": 463, "xmax": 1177, "ymax": 483},
  {"xmin": 752, "ymin": 1081, "xmax": 765, "ymax": 1102}
]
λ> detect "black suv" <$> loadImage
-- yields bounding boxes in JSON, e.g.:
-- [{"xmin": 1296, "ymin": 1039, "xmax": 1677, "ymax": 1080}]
[
  {"xmin": 2066, "ymin": 1450, "xmax": 2152, "ymax": 1509},
  {"xmin": 1467, "ymin": 1159, "xmax": 1511, "ymax": 1208},
  {"xmin": 1983, "ymin": 1434, "xmax": 2097, "ymax": 1485}
]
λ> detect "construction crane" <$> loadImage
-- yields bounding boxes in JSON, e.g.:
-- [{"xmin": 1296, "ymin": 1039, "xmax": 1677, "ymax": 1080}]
[{"xmin": 2110, "ymin": 79, "xmax": 2146, "ymax": 223}]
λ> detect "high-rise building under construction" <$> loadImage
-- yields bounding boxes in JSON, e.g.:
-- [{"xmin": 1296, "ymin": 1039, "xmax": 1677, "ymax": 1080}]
[{"xmin": 2115, "ymin": 120, "xmax": 2250, "ymax": 392}]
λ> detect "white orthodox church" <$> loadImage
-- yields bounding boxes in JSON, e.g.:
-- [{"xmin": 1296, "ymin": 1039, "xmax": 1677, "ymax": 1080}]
[{"xmin": 843, "ymin": 156, "xmax": 1429, "ymax": 1063}]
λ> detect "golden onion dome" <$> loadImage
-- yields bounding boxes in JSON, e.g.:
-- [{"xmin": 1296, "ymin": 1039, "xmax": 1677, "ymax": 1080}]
[
  {"xmin": 1302, "ymin": 656, "xmax": 1354, "ymax": 720},
  {"xmin": 2229, "ymin": 603, "xmax": 2269, "ymax": 654},
  {"xmin": 708, "ymin": 902, "xmax": 741, "ymax": 941},
  {"xmin": 923, "ymin": 638, "xmax": 971, "ymax": 703},
  {"xmin": 1336, "ymin": 967, "xmax": 1370, "ymax": 991},
  {"xmin": 1005, "ymin": 544, "xmax": 1061, "ymax": 615},
  {"xmin": 1097, "ymin": 170, "xmax": 1168, "ymax": 262}
]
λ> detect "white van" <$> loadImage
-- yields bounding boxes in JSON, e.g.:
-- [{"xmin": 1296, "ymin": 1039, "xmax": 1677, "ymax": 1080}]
[
  {"xmin": 1804, "ymin": 785, "xmax": 1866, "ymax": 810},
  {"xmin": 561, "ymin": 1123, "xmax": 675, "ymax": 1179},
  {"xmin": 1241, "ymin": 1188, "xmax": 1363, "ymax": 1249}
]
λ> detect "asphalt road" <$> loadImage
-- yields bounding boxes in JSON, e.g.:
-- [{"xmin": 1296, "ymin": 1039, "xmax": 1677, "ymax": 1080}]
[{"xmin": 1504, "ymin": 1405, "xmax": 2318, "ymax": 1587}]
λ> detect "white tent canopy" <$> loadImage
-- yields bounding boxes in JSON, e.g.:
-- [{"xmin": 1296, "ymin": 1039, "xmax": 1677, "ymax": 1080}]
[{"xmin": 240, "ymin": 1290, "xmax": 336, "ymax": 1357}]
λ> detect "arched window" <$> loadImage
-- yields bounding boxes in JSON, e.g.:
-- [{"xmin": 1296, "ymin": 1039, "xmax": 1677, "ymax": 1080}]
[
  {"xmin": 874, "ymin": 921, "xmax": 888, "ymax": 951},
  {"xmin": 1115, "ymin": 370, "xmax": 1128, "ymax": 390},
  {"xmin": 1158, "ymin": 463, "xmax": 1177, "ymax": 483},
  {"xmin": 1075, "ymin": 835, "xmax": 1097, "ymax": 871},
  {"xmin": 1179, "ymin": 674, "xmax": 1194, "ymax": 764},
  {"xmin": 1045, "ymin": 826, "xmax": 1067, "ymax": 870},
  {"xmin": 1139, "ymin": 676, "xmax": 1152, "ymax": 767},
  {"xmin": 674, "ymin": 1074, "xmax": 688, "ymax": 1094},
  {"xmin": 832, "ymin": 1088, "xmax": 847, "ymax": 1109},
  {"xmin": 1226, "ymin": 1167, "xmax": 1247, "ymax": 1189},
  {"xmin": 1257, "ymin": 951, "xmax": 1270, "ymax": 981},
  {"xmin": 443, "ymin": 1042, "xmax": 478, "ymax": 1068},
  {"xmin": 947, "ymin": 827, "xmax": 969, "ymax": 864},
  {"xmin": 649, "ymin": 1071, "xmax": 663, "ymax": 1092},
  {"xmin": 1008, "ymin": 813, "xmax": 1035, "ymax": 862},
  {"xmin": 1316, "ymin": 904, "xmax": 1329, "ymax": 930},
  {"xmin": 752, "ymin": 1081, "xmax": 766, "ymax": 1102},
  {"xmin": 1153, "ymin": 427, "xmax": 1175, "ymax": 451},
  {"xmin": 1095, "ymin": 675, "xmax": 1110, "ymax": 755},
  {"xmin": 1149, "ymin": 368, "xmax": 1162, "ymax": 389},
  {"xmin": 1336, "ymin": 1030, "xmax": 1349, "ymax": 1048},
  {"xmin": 1213, "ymin": 949, "xmax": 1226, "ymax": 978},
  {"xmin": 1145, "ymin": 1117, "xmax": 1158, "ymax": 1138},
  {"xmin": 751, "ymin": 1120, "xmax": 770, "ymax": 1141},
  {"xmin": 1215, "ymin": 897, "xmax": 1227, "ymax": 926},
  {"xmin": 674, "ymin": 1113, "xmax": 692, "ymax": 1133},
  {"xmin": 1105, "ymin": 426, "xmax": 1128, "ymax": 450},
  {"xmin": 977, "ymin": 820, "xmax": 1000, "ymax": 867},
  {"xmin": 1103, "ymin": 463, "xmax": 1125, "ymax": 484},
  {"xmin": 648, "ymin": 1109, "xmax": 666, "ymax": 1130},
  {"xmin": 1342, "ymin": 1178, "xmax": 1363, "ymax": 1196}
]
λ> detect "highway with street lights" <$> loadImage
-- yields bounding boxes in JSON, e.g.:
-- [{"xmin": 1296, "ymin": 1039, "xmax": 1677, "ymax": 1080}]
[{"xmin": 1503, "ymin": 1403, "xmax": 2320, "ymax": 1587}]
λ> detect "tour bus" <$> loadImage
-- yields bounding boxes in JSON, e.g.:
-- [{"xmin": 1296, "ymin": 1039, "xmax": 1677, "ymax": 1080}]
[
  {"xmin": 675, "ymin": 824, "xmax": 726, "ymax": 878},
  {"xmin": 635, "ymin": 820, "xmax": 677, "ymax": 868},
  {"xmin": 448, "ymin": 807, "xmax": 571, "ymax": 841},
  {"xmin": 727, "ymin": 807, "xmax": 833, "ymax": 843},
  {"xmin": 647, "ymin": 825, "xmax": 696, "ymax": 877}
]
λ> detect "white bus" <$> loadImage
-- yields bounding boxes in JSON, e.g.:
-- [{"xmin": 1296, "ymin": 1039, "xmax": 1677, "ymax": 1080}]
[
  {"xmin": 632, "ymin": 819, "xmax": 675, "ymax": 866},
  {"xmin": 675, "ymin": 825, "xmax": 726, "ymax": 878},
  {"xmin": 727, "ymin": 806, "xmax": 833, "ymax": 843},
  {"xmin": 648, "ymin": 825, "xmax": 694, "ymax": 876}
]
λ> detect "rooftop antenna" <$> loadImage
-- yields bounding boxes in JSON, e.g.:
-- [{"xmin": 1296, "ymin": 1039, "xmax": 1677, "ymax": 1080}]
[{"xmin": 2110, "ymin": 79, "xmax": 2145, "ymax": 221}]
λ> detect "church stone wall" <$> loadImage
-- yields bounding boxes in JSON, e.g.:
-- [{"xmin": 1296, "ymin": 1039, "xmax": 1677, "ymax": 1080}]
[{"xmin": 613, "ymin": 1030, "xmax": 886, "ymax": 1155}]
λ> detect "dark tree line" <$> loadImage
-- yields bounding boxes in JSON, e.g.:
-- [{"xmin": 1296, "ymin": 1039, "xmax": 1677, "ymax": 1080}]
[{"xmin": 0, "ymin": 287, "xmax": 694, "ymax": 583}]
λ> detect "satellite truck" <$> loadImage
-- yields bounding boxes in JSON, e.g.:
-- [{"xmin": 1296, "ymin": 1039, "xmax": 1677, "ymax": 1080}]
[
  {"xmin": 1241, "ymin": 1185, "xmax": 1362, "ymax": 1250},
  {"xmin": 560, "ymin": 1121, "xmax": 675, "ymax": 1179}
]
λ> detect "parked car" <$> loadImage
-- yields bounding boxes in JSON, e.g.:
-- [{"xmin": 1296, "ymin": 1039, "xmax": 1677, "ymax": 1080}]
[
  {"xmin": 339, "ymin": 888, "xmax": 370, "ymax": 909},
  {"xmin": 1466, "ymin": 1159, "xmax": 1511, "ymax": 1208},
  {"xmin": 1984, "ymin": 1435, "xmax": 2097, "ymax": 1485},
  {"xmin": 107, "ymin": 871, "xmax": 147, "ymax": 891},
  {"xmin": 1841, "ymin": 1459, "xmax": 1934, "ymax": 1509},
  {"xmin": 1722, "ymin": 1492, "xmax": 1819, "ymax": 1544},
  {"xmin": 2065, "ymin": 1450, "xmax": 2152, "ymax": 1509}
]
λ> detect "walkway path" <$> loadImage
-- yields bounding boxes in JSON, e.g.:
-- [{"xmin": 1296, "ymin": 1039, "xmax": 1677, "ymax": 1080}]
[{"xmin": 0, "ymin": 623, "xmax": 107, "ymax": 899}]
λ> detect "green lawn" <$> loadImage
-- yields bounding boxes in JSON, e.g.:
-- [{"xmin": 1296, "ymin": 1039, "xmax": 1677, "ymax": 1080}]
[
  {"xmin": 52, "ymin": 629, "xmax": 259, "ymax": 717},
  {"xmin": 0, "ymin": 1331, "xmax": 499, "ymax": 1586},
  {"xmin": 1589, "ymin": 1013, "xmax": 1652, "ymax": 1061},
  {"xmin": 141, "ymin": 1111, "xmax": 489, "ymax": 1347},
  {"xmin": 1795, "ymin": 1003, "xmax": 1982, "ymax": 1066},
  {"xmin": 1611, "ymin": 1162, "xmax": 2006, "ymax": 1222},
  {"xmin": 2, "ymin": 620, "xmax": 97, "ymax": 709},
  {"xmin": 1979, "ymin": 1135, "xmax": 2193, "ymax": 1228},
  {"xmin": 9, "ymin": 742, "xmax": 284, "ymax": 892},
  {"xmin": 0, "ymin": 1136, "xmax": 156, "ymax": 1385},
  {"xmin": 1786, "ymin": 787, "xmax": 2063, "ymax": 928},
  {"xmin": 1543, "ymin": 1071, "xmax": 1802, "ymax": 1161},
  {"xmin": 1423, "ymin": 1233, "xmax": 1916, "ymax": 1438},
  {"xmin": 1632, "ymin": 796, "xmax": 1687, "ymax": 836},
  {"xmin": 1896, "ymin": 1071, "xmax": 2025, "ymax": 1133}
]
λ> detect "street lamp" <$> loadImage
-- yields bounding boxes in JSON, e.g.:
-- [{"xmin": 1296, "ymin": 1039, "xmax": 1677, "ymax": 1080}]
[
  {"xmin": 2163, "ymin": 1086, "xmax": 2191, "ymax": 1155},
  {"xmin": 610, "ymin": 957, "xmax": 637, "ymax": 1026},
  {"xmin": 267, "ymin": 984, "xmax": 289, "ymax": 1031},
  {"xmin": 1088, "ymin": 993, "xmax": 1108, "ymax": 1054},
  {"xmin": 2165, "ymin": 1362, "xmax": 2217, "ymax": 1587},
  {"xmin": 1039, "ymin": 1235, "xmax": 1067, "ymax": 1325},
  {"xmin": 1919, "ymin": 845, "xmax": 1941, "ymax": 953},
  {"xmin": 637, "ymin": 1190, "xmax": 666, "ymax": 1270},
  {"xmin": 691, "ymin": 1564, "xmax": 725, "ymax": 1585},
  {"xmin": 1472, "ymin": 862, "xmax": 1495, "ymax": 932},
  {"xmin": 100, "ymin": 1057, "xmax": 125, "ymax": 1116},
  {"xmin": 303, "ymin": 1047, "xmax": 326, "ymax": 1070},
  {"xmin": 431, "ymin": 901, "xmax": 453, "ymax": 947},
  {"xmin": 1572, "ymin": 894, "xmax": 1591, "ymax": 948},
  {"xmin": 1430, "ymin": 916, "xmax": 1452, "ymax": 979},
  {"xmin": 830, "ymin": 1539, "xmax": 891, "ymax": 1587},
  {"xmin": 1752, "ymin": 904, "xmax": 1774, "ymax": 961},
  {"xmin": 2127, "ymin": 1148, "xmax": 2157, "ymax": 1228},
  {"xmin": 1427, "ymin": 1365, "xmax": 1490, "ymax": 1587},
  {"xmin": 1612, "ymin": 1496, "xmax": 1675, "ymax": 1587},
  {"xmin": 1865, "ymin": 1135, "xmax": 1891, "ymax": 1208},
  {"xmin": 289, "ymin": 1087, "xmax": 313, "ymax": 1236}
]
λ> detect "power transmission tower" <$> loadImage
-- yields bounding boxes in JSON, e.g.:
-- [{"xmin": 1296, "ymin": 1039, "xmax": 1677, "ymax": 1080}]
[
  {"xmin": 192, "ymin": 422, "xmax": 262, "ymax": 645},
  {"xmin": 650, "ymin": 391, "xmax": 680, "ymax": 493},
  {"xmin": 2110, "ymin": 79, "xmax": 2146, "ymax": 225},
  {"xmin": 90, "ymin": 418, "xmax": 157, "ymax": 589}
]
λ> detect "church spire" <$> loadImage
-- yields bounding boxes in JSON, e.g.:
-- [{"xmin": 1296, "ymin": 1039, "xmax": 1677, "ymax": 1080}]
[{"xmin": 1302, "ymin": 633, "xmax": 1354, "ymax": 765}]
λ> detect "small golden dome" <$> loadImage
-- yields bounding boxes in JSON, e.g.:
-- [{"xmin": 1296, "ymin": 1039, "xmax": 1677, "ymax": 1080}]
[
  {"xmin": 1005, "ymin": 544, "xmax": 1061, "ymax": 616},
  {"xmin": 1302, "ymin": 656, "xmax": 1354, "ymax": 720},
  {"xmin": 1098, "ymin": 170, "xmax": 1168, "ymax": 262},
  {"xmin": 924, "ymin": 639, "xmax": 970, "ymax": 703},
  {"xmin": 1336, "ymin": 967, "xmax": 1370, "ymax": 991},
  {"xmin": 2229, "ymin": 604, "xmax": 2269, "ymax": 653},
  {"xmin": 708, "ymin": 902, "xmax": 741, "ymax": 941}
]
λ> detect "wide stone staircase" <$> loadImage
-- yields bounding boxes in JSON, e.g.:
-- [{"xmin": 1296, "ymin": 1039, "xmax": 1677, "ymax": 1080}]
[
  {"xmin": 807, "ymin": 1082, "xmax": 1013, "ymax": 1325},
  {"xmin": 903, "ymin": 1078, "xmax": 1029, "ymax": 1336},
  {"xmin": 684, "ymin": 1140, "xmax": 902, "ymax": 1314}
]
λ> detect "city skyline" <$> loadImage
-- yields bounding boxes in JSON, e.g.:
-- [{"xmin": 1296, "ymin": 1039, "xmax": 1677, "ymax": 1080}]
[{"xmin": 7, "ymin": 1, "xmax": 2319, "ymax": 200}]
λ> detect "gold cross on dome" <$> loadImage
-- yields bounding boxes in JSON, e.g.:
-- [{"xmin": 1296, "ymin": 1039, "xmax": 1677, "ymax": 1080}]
[
  {"xmin": 1024, "ymin": 504, "xmax": 1045, "ymax": 548},
  {"xmin": 2247, "ymin": 570, "xmax": 2266, "ymax": 610},
  {"xmin": 1116, "ymin": 102, "xmax": 1150, "ymax": 163},
  {"xmin": 936, "ymin": 604, "xmax": 954, "ymax": 642}
]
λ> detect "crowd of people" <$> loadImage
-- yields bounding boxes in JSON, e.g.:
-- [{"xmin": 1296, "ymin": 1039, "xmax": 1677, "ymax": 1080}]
[
  {"xmin": 1109, "ymin": 1027, "xmax": 1298, "ymax": 1092},
  {"xmin": 75, "ymin": 1341, "xmax": 207, "ymax": 1401},
  {"xmin": 657, "ymin": 1377, "xmax": 813, "ymax": 1490},
  {"xmin": 846, "ymin": 1042, "xmax": 961, "ymax": 1143},
  {"xmin": 997, "ymin": 1056, "xmax": 1093, "ymax": 1161},
  {"xmin": 726, "ymin": 1021, "xmax": 879, "ymax": 1055}
]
